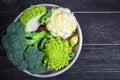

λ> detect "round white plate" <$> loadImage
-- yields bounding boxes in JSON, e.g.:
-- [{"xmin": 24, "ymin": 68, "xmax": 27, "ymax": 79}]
[{"xmin": 14, "ymin": 3, "xmax": 83, "ymax": 78}]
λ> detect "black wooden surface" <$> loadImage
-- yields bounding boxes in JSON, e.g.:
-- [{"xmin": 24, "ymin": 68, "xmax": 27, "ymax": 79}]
[{"xmin": 0, "ymin": 0, "xmax": 120, "ymax": 80}]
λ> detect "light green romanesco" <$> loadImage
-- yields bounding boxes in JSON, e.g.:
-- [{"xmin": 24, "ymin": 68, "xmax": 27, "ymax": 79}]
[
  {"xmin": 43, "ymin": 37, "xmax": 72, "ymax": 71},
  {"xmin": 20, "ymin": 5, "xmax": 47, "ymax": 32}
]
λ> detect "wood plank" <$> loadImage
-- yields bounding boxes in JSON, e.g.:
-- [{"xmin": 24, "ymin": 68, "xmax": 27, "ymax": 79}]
[
  {"xmin": 0, "ymin": 0, "xmax": 120, "ymax": 13},
  {"xmin": 0, "ymin": 14, "xmax": 19, "ymax": 28},
  {"xmin": 69, "ymin": 45, "xmax": 120, "ymax": 72},
  {"xmin": 75, "ymin": 13, "xmax": 120, "ymax": 44},
  {"xmin": 74, "ymin": 11, "xmax": 120, "ymax": 14},
  {"xmin": 55, "ymin": 72, "xmax": 120, "ymax": 80}
]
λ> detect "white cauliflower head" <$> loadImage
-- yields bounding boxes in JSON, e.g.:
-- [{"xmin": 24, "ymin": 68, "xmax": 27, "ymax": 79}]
[{"xmin": 46, "ymin": 7, "xmax": 77, "ymax": 39}]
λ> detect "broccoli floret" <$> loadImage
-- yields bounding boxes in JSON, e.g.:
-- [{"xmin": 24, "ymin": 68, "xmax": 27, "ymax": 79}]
[
  {"xmin": 7, "ymin": 22, "xmax": 25, "ymax": 35},
  {"xmin": 24, "ymin": 46, "xmax": 46, "ymax": 74},
  {"xmin": 3, "ymin": 32, "xmax": 28, "ymax": 70},
  {"xmin": 28, "ymin": 63, "xmax": 46, "ymax": 74},
  {"xmin": 2, "ymin": 34, "xmax": 10, "ymax": 49},
  {"xmin": 2, "ymin": 22, "xmax": 28, "ymax": 70},
  {"xmin": 2, "ymin": 22, "xmax": 25, "ymax": 49},
  {"xmin": 24, "ymin": 46, "xmax": 44, "ymax": 67},
  {"xmin": 2, "ymin": 22, "xmax": 47, "ymax": 73}
]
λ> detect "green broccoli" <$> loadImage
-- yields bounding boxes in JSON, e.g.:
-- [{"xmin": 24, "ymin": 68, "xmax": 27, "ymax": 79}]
[
  {"xmin": 24, "ymin": 46, "xmax": 44, "ymax": 67},
  {"xmin": 7, "ymin": 22, "xmax": 25, "ymax": 35},
  {"xmin": 39, "ymin": 38, "xmax": 48, "ymax": 49},
  {"xmin": 25, "ymin": 31, "xmax": 48, "ymax": 48},
  {"xmin": 2, "ymin": 22, "xmax": 46, "ymax": 74},
  {"xmin": 28, "ymin": 63, "xmax": 46, "ymax": 74},
  {"xmin": 39, "ymin": 10, "xmax": 52, "ymax": 25},
  {"xmin": 2, "ymin": 32, "xmax": 28, "ymax": 70}
]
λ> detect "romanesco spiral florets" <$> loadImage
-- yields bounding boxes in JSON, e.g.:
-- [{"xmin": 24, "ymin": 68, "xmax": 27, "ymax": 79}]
[{"xmin": 43, "ymin": 37, "xmax": 72, "ymax": 71}]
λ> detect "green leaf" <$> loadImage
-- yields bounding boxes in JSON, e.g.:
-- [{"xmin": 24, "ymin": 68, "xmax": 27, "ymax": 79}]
[
  {"xmin": 39, "ymin": 10, "xmax": 52, "ymax": 25},
  {"xmin": 52, "ymin": 6, "xmax": 60, "ymax": 10},
  {"xmin": 70, "ymin": 52, "xmax": 75, "ymax": 59}
]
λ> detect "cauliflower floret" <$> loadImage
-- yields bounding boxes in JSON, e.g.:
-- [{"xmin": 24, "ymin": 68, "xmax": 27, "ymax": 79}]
[{"xmin": 46, "ymin": 7, "xmax": 77, "ymax": 39}]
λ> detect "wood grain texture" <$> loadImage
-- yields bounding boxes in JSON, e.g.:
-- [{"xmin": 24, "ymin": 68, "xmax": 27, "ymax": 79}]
[
  {"xmin": 74, "ymin": 11, "xmax": 120, "ymax": 14},
  {"xmin": 0, "ymin": 0, "xmax": 120, "ymax": 13},
  {"xmin": 55, "ymin": 72, "xmax": 120, "ymax": 80},
  {"xmin": 75, "ymin": 13, "xmax": 120, "ymax": 44}
]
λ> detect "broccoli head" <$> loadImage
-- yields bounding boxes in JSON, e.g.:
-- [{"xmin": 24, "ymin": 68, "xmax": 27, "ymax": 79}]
[{"xmin": 2, "ymin": 22, "xmax": 46, "ymax": 73}]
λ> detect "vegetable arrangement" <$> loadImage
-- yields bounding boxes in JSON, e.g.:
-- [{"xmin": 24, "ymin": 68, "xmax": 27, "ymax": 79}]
[{"xmin": 2, "ymin": 5, "xmax": 78, "ymax": 74}]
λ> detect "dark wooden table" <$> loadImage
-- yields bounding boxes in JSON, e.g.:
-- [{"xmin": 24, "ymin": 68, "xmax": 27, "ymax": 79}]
[{"xmin": 1, "ymin": 0, "xmax": 120, "ymax": 80}]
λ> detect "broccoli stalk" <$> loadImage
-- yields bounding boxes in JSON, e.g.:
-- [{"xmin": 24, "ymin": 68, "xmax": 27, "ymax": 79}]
[
  {"xmin": 25, "ymin": 31, "xmax": 48, "ymax": 48},
  {"xmin": 39, "ymin": 10, "xmax": 52, "ymax": 25},
  {"xmin": 25, "ymin": 31, "xmax": 53, "ymax": 49}
]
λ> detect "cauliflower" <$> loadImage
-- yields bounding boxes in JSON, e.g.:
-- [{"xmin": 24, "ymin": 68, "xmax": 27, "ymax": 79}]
[{"xmin": 46, "ymin": 7, "xmax": 77, "ymax": 39}]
